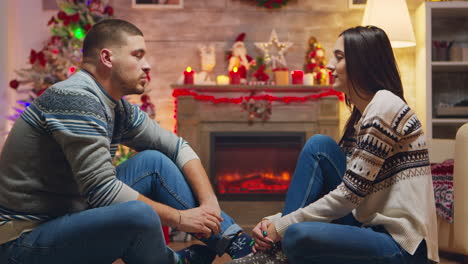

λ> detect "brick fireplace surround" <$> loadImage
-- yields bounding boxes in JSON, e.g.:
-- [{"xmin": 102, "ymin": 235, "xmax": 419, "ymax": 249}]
[{"xmin": 173, "ymin": 85, "xmax": 340, "ymax": 230}]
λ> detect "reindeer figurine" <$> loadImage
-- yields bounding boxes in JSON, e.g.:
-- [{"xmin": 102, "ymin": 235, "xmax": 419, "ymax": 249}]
[{"xmin": 197, "ymin": 44, "xmax": 216, "ymax": 84}]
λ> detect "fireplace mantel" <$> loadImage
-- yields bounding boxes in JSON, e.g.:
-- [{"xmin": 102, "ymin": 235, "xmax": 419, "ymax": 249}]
[{"xmin": 172, "ymin": 84, "xmax": 341, "ymax": 179}]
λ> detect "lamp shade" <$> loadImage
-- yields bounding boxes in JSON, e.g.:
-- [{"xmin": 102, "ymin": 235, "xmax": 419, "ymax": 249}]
[{"xmin": 361, "ymin": 0, "xmax": 416, "ymax": 48}]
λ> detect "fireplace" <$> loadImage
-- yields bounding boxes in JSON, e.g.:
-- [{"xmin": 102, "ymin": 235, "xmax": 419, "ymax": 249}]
[
  {"xmin": 211, "ymin": 132, "xmax": 304, "ymax": 200},
  {"xmin": 173, "ymin": 85, "xmax": 339, "ymax": 228}
]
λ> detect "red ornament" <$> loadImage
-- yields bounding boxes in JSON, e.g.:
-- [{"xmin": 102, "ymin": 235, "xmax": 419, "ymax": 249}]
[
  {"xmin": 104, "ymin": 6, "xmax": 114, "ymax": 16},
  {"xmin": 253, "ymin": 64, "xmax": 269, "ymax": 82},
  {"xmin": 70, "ymin": 13, "xmax": 80, "ymax": 23},
  {"xmin": 140, "ymin": 94, "xmax": 156, "ymax": 119},
  {"xmin": 57, "ymin": 11, "xmax": 67, "ymax": 20},
  {"xmin": 63, "ymin": 18, "xmax": 71, "ymax": 26},
  {"xmin": 9, "ymin": 79, "xmax": 19, "ymax": 89},
  {"xmin": 30, "ymin": 49, "xmax": 37, "ymax": 64},
  {"xmin": 37, "ymin": 51, "xmax": 47, "ymax": 67},
  {"xmin": 141, "ymin": 94, "xmax": 150, "ymax": 103},
  {"xmin": 47, "ymin": 16, "xmax": 57, "ymax": 26},
  {"xmin": 85, "ymin": 24, "xmax": 92, "ymax": 32}
]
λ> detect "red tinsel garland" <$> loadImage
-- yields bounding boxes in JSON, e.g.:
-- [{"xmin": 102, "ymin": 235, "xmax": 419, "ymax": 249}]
[{"xmin": 171, "ymin": 88, "xmax": 344, "ymax": 133}]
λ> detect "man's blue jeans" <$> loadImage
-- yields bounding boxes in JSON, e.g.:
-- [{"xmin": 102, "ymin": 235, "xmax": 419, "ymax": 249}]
[
  {"xmin": 280, "ymin": 135, "xmax": 431, "ymax": 264},
  {"xmin": 0, "ymin": 150, "xmax": 241, "ymax": 264}
]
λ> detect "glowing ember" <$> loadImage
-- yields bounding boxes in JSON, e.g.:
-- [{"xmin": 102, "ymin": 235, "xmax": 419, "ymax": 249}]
[{"xmin": 217, "ymin": 171, "xmax": 291, "ymax": 194}]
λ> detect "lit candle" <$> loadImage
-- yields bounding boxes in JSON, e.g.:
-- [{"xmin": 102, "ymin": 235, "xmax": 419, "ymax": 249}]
[
  {"xmin": 217, "ymin": 75, "xmax": 230, "ymax": 85},
  {"xmin": 183, "ymin": 67, "xmax": 195, "ymax": 85},
  {"xmin": 229, "ymin": 67, "xmax": 241, "ymax": 85},
  {"xmin": 291, "ymin": 70, "xmax": 304, "ymax": 85},
  {"xmin": 304, "ymin": 73, "xmax": 314, "ymax": 85}
]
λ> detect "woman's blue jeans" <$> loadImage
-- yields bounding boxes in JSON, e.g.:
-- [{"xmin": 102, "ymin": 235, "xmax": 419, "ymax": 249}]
[
  {"xmin": 280, "ymin": 135, "xmax": 430, "ymax": 264},
  {"xmin": 0, "ymin": 150, "xmax": 241, "ymax": 264}
]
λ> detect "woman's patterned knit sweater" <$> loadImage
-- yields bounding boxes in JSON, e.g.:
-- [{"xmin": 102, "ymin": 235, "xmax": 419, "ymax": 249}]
[{"xmin": 266, "ymin": 90, "xmax": 439, "ymax": 262}]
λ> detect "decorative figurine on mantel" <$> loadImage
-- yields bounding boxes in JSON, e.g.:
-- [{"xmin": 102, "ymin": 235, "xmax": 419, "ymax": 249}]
[
  {"xmin": 227, "ymin": 33, "xmax": 254, "ymax": 83},
  {"xmin": 197, "ymin": 44, "xmax": 216, "ymax": 84},
  {"xmin": 304, "ymin": 36, "xmax": 331, "ymax": 85},
  {"xmin": 255, "ymin": 29, "xmax": 293, "ymax": 70}
]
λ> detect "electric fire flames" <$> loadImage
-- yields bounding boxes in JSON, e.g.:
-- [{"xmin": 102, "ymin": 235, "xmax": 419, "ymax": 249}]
[{"xmin": 217, "ymin": 171, "xmax": 291, "ymax": 194}]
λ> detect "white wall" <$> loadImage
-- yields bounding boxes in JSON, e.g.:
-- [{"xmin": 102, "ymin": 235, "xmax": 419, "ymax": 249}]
[
  {"xmin": 0, "ymin": 0, "xmax": 12, "ymax": 149},
  {"xmin": 0, "ymin": 0, "xmax": 54, "ymax": 149}
]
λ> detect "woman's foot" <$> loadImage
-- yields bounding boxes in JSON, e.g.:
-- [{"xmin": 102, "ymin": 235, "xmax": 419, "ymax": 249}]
[
  {"xmin": 176, "ymin": 244, "xmax": 216, "ymax": 264},
  {"xmin": 225, "ymin": 242, "xmax": 288, "ymax": 264}
]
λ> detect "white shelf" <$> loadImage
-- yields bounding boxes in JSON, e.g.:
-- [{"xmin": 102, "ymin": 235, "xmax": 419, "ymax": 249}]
[
  {"xmin": 416, "ymin": 1, "xmax": 468, "ymax": 140},
  {"xmin": 432, "ymin": 61, "xmax": 468, "ymax": 72},
  {"xmin": 433, "ymin": 118, "xmax": 468, "ymax": 124}
]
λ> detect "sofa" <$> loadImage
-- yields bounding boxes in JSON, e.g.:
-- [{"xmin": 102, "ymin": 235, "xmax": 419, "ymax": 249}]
[{"xmin": 427, "ymin": 123, "xmax": 468, "ymax": 256}]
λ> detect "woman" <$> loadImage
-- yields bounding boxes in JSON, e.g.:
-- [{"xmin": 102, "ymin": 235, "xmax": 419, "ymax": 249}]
[{"xmin": 226, "ymin": 26, "xmax": 438, "ymax": 264}]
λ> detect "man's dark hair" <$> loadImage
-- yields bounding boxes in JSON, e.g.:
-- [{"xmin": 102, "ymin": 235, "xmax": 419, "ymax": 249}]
[{"xmin": 82, "ymin": 19, "xmax": 143, "ymax": 59}]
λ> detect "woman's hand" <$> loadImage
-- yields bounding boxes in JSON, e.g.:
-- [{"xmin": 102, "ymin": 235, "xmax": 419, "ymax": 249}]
[
  {"xmin": 266, "ymin": 222, "xmax": 281, "ymax": 243},
  {"xmin": 251, "ymin": 219, "xmax": 274, "ymax": 252}
]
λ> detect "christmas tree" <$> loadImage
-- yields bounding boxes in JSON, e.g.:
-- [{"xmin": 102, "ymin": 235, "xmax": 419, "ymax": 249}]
[{"xmin": 7, "ymin": 0, "xmax": 114, "ymax": 121}]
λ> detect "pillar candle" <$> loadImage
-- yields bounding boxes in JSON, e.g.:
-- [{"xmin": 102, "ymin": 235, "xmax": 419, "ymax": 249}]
[
  {"xmin": 291, "ymin": 70, "xmax": 304, "ymax": 85},
  {"xmin": 217, "ymin": 75, "xmax": 230, "ymax": 85},
  {"xmin": 328, "ymin": 71, "xmax": 334, "ymax": 85},
  {"xmin": 229, "ymin": 67, "xmax": 241, "ymax": 85},
  {"xmin": 304, "ymin": 73, "xmax": 314, "ymax": 85},
  {"xmin": 184, "ymin": 67, "xmax": 195, "ymax": 85}
]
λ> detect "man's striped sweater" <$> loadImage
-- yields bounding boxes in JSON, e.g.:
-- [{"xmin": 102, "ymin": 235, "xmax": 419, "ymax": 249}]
[
  {"xmin": 266, "ymin": 90, "xmax": 439, "ymax": 262},
  {"xmin": 0, "ymin": 70, "xmax": 198, "ymax": 245}
]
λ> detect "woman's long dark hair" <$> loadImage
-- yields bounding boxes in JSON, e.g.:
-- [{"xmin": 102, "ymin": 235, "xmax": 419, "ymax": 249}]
[{"xmin": 339, "ymin": 26, "xmax": 406, "ymax": 144}]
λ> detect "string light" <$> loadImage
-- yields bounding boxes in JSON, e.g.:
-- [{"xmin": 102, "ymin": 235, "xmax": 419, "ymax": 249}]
[{"xmin": 73, "ymin": 27, "xmax": 86, "ymax": 40}]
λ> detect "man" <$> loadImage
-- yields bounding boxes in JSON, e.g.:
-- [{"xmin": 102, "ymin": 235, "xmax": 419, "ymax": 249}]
[{"xmin": 0, "ymin": 19, "xmax": 252, "ymax": 264}]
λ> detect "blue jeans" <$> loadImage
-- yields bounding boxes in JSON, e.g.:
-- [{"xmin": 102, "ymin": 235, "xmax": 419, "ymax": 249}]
[
  {"xmin": 280, "ymin": 135, "xmax": 430, "ymax": 264},
  {"xmin": 0, "ymin": 150, "xmax": 241, "ymax": 264}
]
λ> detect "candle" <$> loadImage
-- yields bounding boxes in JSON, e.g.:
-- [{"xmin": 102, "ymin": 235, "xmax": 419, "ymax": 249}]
[
  {"xmin": 184, "ymin": 67, "xmax": 195, "ymax": 85},
  {"xmin": 291, "ymin": 70, "xmax": 304, "ymax": 85},
  {"xmin": 229, "ymin": 67, "xmax": 241, "ymax": 85},
  {"xmin": 328, "ymin": 71, "xmax": 334, "ymax": 85},
  {"xmin": 273, "ymin": 68, "xmax": 289, "ymax": 85},
  {"xmin": 217, "ymin": 75, "xmax": 230, "ymax": 85},
  {"xmin": 304, "ymin": 73, "xmax": 314, "ymax": 85}
]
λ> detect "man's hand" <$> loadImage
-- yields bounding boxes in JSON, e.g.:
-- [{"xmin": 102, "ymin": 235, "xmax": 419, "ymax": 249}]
[
  {"xmin": 199, "ymin": 197, "xmax": 222, "ymax": 222},
  {"xmin": 251, "ymin": 219, "xmax": 274, "ymax": 252},
  {"xmin": 178, "ymin": 207, "xmax": 223, "ymax": 238}
]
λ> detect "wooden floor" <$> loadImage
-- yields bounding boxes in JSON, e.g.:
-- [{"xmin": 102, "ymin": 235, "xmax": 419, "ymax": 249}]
[{"xmin": 168, "ymin": 241, "xmax": 466, "ymax": 264}]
